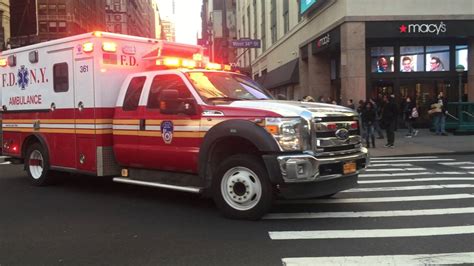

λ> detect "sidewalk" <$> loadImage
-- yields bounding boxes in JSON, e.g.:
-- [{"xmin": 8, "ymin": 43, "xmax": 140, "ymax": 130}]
[{"xmin": 368, "ymin": 128, "xmax": 474, "ymax": 157}]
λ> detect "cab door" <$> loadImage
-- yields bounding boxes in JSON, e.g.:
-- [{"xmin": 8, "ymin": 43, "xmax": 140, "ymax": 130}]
[
  {"xmin": 138, "ymin": 73, "xmax": 201, "ymax": 173},
  {"xmin": 74, "ymin": 57, "xmax": 96, "ymax": 172},
  {"xmin": 112, "ymin": 75, "xmax": 147, "ymax": 167}
]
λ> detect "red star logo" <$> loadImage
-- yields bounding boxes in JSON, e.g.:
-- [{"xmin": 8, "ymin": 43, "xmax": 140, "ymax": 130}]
[{"xmin": 400, "ymin": 24, "xmax": 407, "ymax": 33}]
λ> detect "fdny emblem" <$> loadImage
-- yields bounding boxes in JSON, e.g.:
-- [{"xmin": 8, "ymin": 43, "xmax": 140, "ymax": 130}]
[
  {"xmin": 335, "ymin": 128, "xmax": 350, "ymax": 141},
  {"xmin": 17, "ymin": 65, "xmax": 29, "ymax": 90},
  {"xmin": 161, "ymin": 121, "xmax": 174, "ymax": 144}
]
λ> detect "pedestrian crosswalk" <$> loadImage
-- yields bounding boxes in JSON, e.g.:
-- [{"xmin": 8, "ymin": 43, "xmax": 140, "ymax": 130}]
[{"xmin": 266, "ymin": 155, "xmax": 474, "ymax": 265}]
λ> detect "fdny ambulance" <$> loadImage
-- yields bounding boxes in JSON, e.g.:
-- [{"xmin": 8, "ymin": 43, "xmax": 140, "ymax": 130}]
[{"xmin": 1, "ymin": 32, "xmax": 368, "ymax": 219}]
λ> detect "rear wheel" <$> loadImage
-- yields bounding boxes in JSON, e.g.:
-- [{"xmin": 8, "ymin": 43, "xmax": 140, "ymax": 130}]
[
  {"xmin": 212, "ymin": 154, "xmax": 274, "ymax": 220},
  {"xmin": 25, "ymin": 143, "xmax": 54, "ymax": 186}
]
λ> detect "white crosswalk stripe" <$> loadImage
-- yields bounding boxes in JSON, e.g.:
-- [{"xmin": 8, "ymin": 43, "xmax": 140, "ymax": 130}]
[
  {"xmin": 358, "ymin": 177, "xmax": 474, "ymax": 184},
  {"xmin": 365, "ymin": 167, "xmax": 427, "ymax": 172},
  {"xmin": 269, "ymin": 155, "xmax": 474, "ymax": 265},
  {"xmin": 276, "ymin": 193, "xmax": 474, "ymax": 204},
  {"xmin": 282, "ymin": 252, "xmax": 474, "ymax": 266},
  {"xmin": 269, "ymin": 225, "xmax": 474, "ymax": 240},
  {"xmin": 264, "ymin": 207, "xmax": 474, "ymax": 220}
]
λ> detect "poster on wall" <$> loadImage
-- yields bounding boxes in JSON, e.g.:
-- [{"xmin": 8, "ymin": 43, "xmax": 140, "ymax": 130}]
[{"xmin": 425, "ymin": 46, "xmax": 450, "ymax": 71}]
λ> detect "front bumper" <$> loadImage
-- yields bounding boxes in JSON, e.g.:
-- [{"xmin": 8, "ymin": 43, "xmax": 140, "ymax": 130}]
[{"xmin": 262, "ymin": 148, "xmax": 369, "ymax": 198}]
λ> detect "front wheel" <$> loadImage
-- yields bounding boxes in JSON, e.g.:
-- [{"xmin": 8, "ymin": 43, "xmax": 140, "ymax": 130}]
[
  {"xmin": 212, "ymin": 154, "xmax": 274, "ymax": 220},
  {"xmin": 25, "ymin": 143, "xmax": 54, "ymax": 186}
]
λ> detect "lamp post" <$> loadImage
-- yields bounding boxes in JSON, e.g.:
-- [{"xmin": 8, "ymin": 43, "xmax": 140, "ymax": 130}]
[{"xmin": 455, "ymin": 64, "xmax": 466, "ymax": 128}]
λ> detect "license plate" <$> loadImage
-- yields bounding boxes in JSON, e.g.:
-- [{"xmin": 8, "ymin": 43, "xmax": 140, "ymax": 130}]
[{"xmin": 343, "ymin": 161, "xmax": 356, "ymax": 175}]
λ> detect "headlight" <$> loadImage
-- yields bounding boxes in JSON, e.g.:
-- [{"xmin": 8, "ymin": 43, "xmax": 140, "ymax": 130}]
[{"xmin": 264, "ymin": 117, "xmax": 310, "ymax": 151}]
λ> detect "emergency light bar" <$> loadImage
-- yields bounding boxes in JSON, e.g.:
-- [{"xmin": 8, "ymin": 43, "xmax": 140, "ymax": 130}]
[
  {"xmin": 0, "ymin": 58, "xmax": 7, "ymax": 67},
  {"xmin": 102, "ymin": 42, "xmax": 117, "ymax": 52}
]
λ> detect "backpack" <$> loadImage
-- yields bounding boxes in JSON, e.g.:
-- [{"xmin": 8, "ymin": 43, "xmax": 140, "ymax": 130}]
[{"xmin": 411, "ymin": 107, "xmax": 419, "ymax": 118}]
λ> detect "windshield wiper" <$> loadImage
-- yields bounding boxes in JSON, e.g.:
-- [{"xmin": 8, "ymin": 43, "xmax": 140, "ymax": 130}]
[{"xmin": 206, "ymin": 97, "xmax": 243, "ymax": 102}]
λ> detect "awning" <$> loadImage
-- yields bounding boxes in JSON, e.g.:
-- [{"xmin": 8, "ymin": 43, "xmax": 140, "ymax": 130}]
[{"xmin": 256, "ymin": 59, "xmax": 299, "ymax": 89}]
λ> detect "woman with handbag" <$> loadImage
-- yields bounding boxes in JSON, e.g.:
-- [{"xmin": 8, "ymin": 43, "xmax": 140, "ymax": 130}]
[{"xmin": 404, "ymin": 96, "xmax": 418, "ymax": 138}]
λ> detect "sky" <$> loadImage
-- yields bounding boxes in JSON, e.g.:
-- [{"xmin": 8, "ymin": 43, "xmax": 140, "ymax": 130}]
[{"xmin": 156, "ymin": 0, "xmax": 203, "ymax": 45}]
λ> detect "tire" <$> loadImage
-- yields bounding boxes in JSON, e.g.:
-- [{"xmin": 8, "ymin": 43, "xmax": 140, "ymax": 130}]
[
  {"xmin": 25, "ymin": 143, "xmax": 54, "ymax": 186},
  {"xmin": 212, "ymin": 154, "xmax": 274, "ymax": 220}
]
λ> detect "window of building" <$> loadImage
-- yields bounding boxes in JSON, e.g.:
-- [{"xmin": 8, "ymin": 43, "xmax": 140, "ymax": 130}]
[
  {"xmin": 456, "ymin": 45, "xmax": 468, "ymax": 71},
  {"xmin": 39, "ymin": 22, "xmax": 48, "ymax": 32},
  {"xmin": 270, "ymin": 0, "xmax": 277, "ymax": 44},
  {"xmin": 53, "ymin": 63, "xmax": 69, "ymax": 93},
  {"xmin": 123, "ymin": 77, "xmax": 146, "ymax": 111},
  {"xmin": 400, "ymin": 46, "xmax": 424, "ymax": 72},
  {"xmin": 58, "ymin": 22, "xmax": 67, "ymax": 32},
  {"xmin": 49, "ymin": 21, "xmax": 58, "ymax": 32},
  {"xmin": 147, "ymin": 74, "xmax": 191, "ymax": 109},
  {"xmin": 253, "ymin": 0, "xmax": 258, "ymax": 40},
  {"xmin": 426, "ymin": 46, "xmax": 450, "ymax": 72},
  {"xmin": 58, "ymin": 5, "xmax": 66, "ymax": 15},
  {"xmin": 283, "ymin": 0, "xmax": 289, "ymax": 34},
  {"xmin": 39, "ymin": 4, "xmax": 47, "ymax": 15},
  {"xmin": 371, "ymin": 47, "xmax": 394, "ymax": 73},
  {"xmin": 49, "ymin": 4, "xmax": 57, "ymax": 14}
]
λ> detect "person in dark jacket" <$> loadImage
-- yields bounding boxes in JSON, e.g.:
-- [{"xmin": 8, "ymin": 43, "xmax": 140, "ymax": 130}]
[
  {"xmin": 381, "ymin": 95, "xmax": 398, "ymax": 148},
  {"xmin": 403, "ymin": 96, "xmax": 418, "ymax": 137},
  {"xmin": 361, "ymin": 101, "xmax": 377, "ymax": 148}
]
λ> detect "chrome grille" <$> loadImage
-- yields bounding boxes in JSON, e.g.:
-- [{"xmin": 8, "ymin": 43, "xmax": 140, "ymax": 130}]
[{"xmin": 312, "ymin": 116, "xmax": 361, "ymax": 156}]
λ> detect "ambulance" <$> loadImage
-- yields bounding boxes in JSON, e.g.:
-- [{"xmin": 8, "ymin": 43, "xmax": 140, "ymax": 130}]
[{"xmin": 0, "ymin": 32, "xmax": 368, "ymax": 219}]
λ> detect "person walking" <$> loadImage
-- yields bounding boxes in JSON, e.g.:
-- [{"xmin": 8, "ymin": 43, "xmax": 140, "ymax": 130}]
[
  {"xmin": 430, "ymin": 92, "xmax": 448, "ymax": 136},
  {"xmin": 403, "ymin": 96, "xmax": 418, "ymax": 137},
  {"xmin": 381, "ymin": 95, "xmax": 398, "ymax": 148},
  {"xmin": 361, "ymin": 101, "xmax": 377, "ymax": 148},
  {"xmin": 370, "ymin": 98, "xmax": 384, "ymax": 139}
]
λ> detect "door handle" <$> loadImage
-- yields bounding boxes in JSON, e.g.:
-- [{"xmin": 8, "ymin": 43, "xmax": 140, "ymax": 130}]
[{"xmin": 139, "ymin": 119, "xmax": 146, "ymax": 131}]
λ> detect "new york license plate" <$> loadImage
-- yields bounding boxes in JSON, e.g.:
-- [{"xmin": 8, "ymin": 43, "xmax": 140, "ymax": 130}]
[{"xmin": 343, "ymin": 161, "xmax": 357, "ymax": 175}]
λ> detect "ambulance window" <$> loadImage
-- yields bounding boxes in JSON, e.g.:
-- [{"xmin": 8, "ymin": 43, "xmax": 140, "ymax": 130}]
[
  {"xmin": 147, "ymin": 74, "xmax": 191, "ymax": 109},
  {"xmin": 123, "ymin": 76, "xmax": 146, "ymax": 111},
  {"xmin": 53, "ymin": 63, "xmax": 69, "ymax": 92}
]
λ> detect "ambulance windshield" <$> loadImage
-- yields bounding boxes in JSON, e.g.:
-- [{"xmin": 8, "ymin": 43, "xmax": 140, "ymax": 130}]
[{"xmin": 185, "ymin": 72, "xmax": 273, "ymax": 104}]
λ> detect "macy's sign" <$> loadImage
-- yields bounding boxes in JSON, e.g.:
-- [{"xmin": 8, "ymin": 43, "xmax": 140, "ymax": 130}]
[{"xmin": 399, "ymin": 21, "xmax": 447, "ymax": 35}]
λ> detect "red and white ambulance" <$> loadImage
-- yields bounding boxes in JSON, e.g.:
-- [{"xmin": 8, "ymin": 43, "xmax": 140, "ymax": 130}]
[{"xmin": 1, "ymin": 32, "xmax": 368, "ymax": 219}]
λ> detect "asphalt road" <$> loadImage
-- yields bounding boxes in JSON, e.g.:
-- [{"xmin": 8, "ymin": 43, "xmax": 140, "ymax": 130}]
[{"xmin": 0, "ymin": 154, "xmax": 473, "ymax": 265}]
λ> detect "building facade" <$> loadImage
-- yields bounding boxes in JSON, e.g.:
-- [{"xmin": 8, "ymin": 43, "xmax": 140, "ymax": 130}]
[
  {"xmin": 161, "ymin": 19, "xmax": 175, "ymax": 42},
  {"xmin": 0, "ymin": 0, "xmax": 9, "ymax": 50},
  {"xmin": 236, "ymin": 0, "xmax": 474, "ymax": 125},
  {"xmin": 201, "ymin": 0, "xmax": 237, "ymax": 64},
  {"xmin": 105, "ymin": 0, "xmax": 155, "ymax": 38},
  {"xmin": 10, "ymin": 0, "xmax": 106, "ymax": 48}
]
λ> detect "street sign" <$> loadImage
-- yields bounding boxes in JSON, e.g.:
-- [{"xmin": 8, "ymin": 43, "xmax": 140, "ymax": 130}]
[{"xmin": 230, "ymin": 39, "xmax": 261, "ymax": 48}]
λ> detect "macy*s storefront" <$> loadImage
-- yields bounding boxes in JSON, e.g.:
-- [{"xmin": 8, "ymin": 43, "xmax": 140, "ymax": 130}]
[{"xmin": 366, "ymin": 20, "xmax": 472, "ymax": 126}]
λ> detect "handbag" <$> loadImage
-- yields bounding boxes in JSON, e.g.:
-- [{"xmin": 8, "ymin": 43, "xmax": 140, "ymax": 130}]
[{"xmin": 411, "ymin": 107, "xmax": 419, "ymax": 118}]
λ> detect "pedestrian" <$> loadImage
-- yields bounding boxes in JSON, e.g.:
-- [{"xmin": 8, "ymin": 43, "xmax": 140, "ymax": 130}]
[
  {"xmin": 429, "ymin": 91, "xmax": 448, "ymax": 136},
  {"xmin": 370, "ymin": 98, "xmax": 384, "ymax": 139},
  {"xmin": 346, "ymin": 99, "xmax": 355, "ymax": 109},
  {"xmin": 357, "ymin": 100, "xmax": 366, "ymax": 139},
  {"xmin": 361, "ymin": 101, "xmax": 376, "ymax": 148},
  {"xmin": 403, "ymin": 96, "xmax": 418, "ymax": 137},
  {"xmin": 302, "ymin": 95, "xmax": 315, "ymax": 102},
  {"xmin": 381, "ymin": 95, "xmax": 398, "ymax": 148}
]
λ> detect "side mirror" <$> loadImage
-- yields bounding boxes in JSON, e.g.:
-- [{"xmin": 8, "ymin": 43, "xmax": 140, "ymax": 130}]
[{"xmin": 159, "ymin": 89, "xmax": 197, "ymax": 115}]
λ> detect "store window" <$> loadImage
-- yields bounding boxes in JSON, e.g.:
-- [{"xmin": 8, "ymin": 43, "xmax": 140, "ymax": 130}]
[
  {"xmin": 456, "ymin": 45, "xmax": 468, "ymax": 71},
  {"xmin": 371, "ymin": 47, "xmax": 394, "ymax": 73},
  {"xmin": 426, "ymin": 46, "xmax": 449, "ymax": 72},
  {"xmin": 400, "ymin": 46, "xmax": 424, "ymax": 72}
]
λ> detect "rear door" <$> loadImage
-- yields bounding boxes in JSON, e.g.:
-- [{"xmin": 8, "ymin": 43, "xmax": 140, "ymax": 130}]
[{"xmin": 138, "ymin": 73, "xmax": 201, "ymax": 173}]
